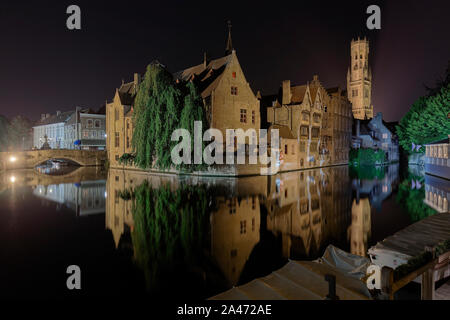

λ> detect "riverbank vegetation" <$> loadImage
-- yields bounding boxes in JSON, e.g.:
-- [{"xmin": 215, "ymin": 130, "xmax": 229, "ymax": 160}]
[
  {"xmin": 0, "ymin": 115, "xmax": 32, "ymax": 152},
  {"xmin": 131, "ymin": 62, "xmax": 208, "ymax": 171},
  {"xmin": 349, "ymin": 148, "xmax": 386, "ymax": 166},
  {"xmin": 396, "ymin": 172, "xmax": 436, "ymax": 222},
  {"xmin": 119, "ymin": 181, "xmax": 226, "ymax": 297},
  {"xmin": 396, "ymin": 63, "xmax": 450, "ymax": 154}
]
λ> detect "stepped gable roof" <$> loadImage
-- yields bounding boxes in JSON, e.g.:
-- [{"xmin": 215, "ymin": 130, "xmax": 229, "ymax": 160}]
[
  {"xmin": 173, "ymin": 54, "xmax": 232, "ymax": 99},
  {"xmin": 35, "ymin": 111, "xmax": 74, "ymax": 126}
]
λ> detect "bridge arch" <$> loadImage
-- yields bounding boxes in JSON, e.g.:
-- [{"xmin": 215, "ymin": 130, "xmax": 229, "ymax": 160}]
[{"xmin": 0, "ymin": 149, "xmax": 106, "ymax": 170}]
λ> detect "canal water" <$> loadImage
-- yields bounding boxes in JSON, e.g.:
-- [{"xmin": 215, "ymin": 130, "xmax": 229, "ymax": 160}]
[{"xmin": 0, "ymin": 164, "xmax": 440, "ymax": 299}]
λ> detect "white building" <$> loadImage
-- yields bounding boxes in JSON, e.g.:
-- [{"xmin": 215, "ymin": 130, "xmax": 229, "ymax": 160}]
[
  {"xmin": 33, "ymin": 108, "xmax": 106, "ymax": 150},
  {"xmin": 33, "ymin": 111, "xmax": 74, "ymax": 149}
]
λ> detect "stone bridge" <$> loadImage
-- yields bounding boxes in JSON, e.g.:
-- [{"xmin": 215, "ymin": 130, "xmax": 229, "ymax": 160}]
[{"xmin": 0, "ymin": 149, "xmax": 107, "ymax": 170}]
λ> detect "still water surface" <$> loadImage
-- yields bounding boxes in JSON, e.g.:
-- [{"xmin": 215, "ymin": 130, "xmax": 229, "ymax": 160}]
[{"xmin": 0, "ymin": 164, "xmax": 437, "ymax": 299}]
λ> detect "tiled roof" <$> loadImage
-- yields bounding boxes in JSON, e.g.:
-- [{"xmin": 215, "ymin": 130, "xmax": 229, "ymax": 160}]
[
  {"xmin": 34, "ymin": 111, "xmax": 74, "ymax": 126},
  {"xmin": 269, "ymin": 124, "xmax": 296, "ymax": 139},
  {"xmin": 290, "ymin": 85, "xmax": 308, "ymax": 104},
  {"xmin": 118, "ymin": 81, "xmax": 137, "ymax": 106},
  {"xmin": 174, "ymin": 54, "xmax": 232, "ymax": 99}
]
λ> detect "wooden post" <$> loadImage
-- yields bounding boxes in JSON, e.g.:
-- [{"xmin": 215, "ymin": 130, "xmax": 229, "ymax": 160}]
[
  {"xmin": 381, "ymin": 266, "xmax": 394, "ymax": 300},
  {"xmin": 422, "ymin": 246, "xmax": 436, "ymax": 300},
  {"xmin": 324, "ymin": 274, "xmax": 339, "ymax": 300},
  {"xmin": 421, "ymin": 268, "xmax": 435, "ymax": 300}
]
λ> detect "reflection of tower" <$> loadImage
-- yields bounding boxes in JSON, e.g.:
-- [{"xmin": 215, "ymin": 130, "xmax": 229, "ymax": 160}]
[
  {"xmin": 348, "ymin": 198, "xmax": 371, "ymax": 257},
  {"xmin": 347, "ymin": 37, "xmax": 373, "ymax": 120},
  {"xmin": 210, "ymin": 195, "xmax": 260, "ymax": 286}
]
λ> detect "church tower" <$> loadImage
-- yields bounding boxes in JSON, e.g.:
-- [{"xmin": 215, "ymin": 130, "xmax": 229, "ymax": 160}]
[{"xmin": 347, "ymin": 37, "xmax": 373, "ymax": 120}]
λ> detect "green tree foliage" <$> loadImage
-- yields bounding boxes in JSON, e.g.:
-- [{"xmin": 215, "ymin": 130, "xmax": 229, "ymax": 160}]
[
  {"xmin": 395, "ymin": 173, "xmax": 436, "ymax": 222},
  {"xmin": 132, "ymin": 62, "xmax": 208, "ymax": 171},
  {"xmin": 349, "ymin": 148, "xmax": 386, "ymax": 165},
  {"xmin": 123, "ymin": 181, "xmax": 222, "ymax": 297},
  {"xmin": 179, "ymin": 81, "xmax": 208, "ymax": 170},
  {"xmin": 397, "ymin": 65, "xmax": 450, "ymax": 154},
  {"xmin": 0, "ymin": 115, "xmax": 10, "ymax": 152},
  {"xmin": 7, "ymin": 115, "xmax": 32, "ymax": 151}
]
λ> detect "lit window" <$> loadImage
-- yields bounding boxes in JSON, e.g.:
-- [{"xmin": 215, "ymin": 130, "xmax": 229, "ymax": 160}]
[
  {"xmin": 240, "ymin": 109, "xmax": 247, "ymax": 123},
  {"xmin": 115, "ymin": 132, "xmax": 120, "ymax": 147},
  {"xmin": 232, "ymin": 72, "xmax": 236, "ymax": 78}
]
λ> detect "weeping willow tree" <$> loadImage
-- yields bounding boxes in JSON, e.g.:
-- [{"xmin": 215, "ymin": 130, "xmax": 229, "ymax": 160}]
[
  {"xmin": 132, "ymin": 62, "xmax": 183, "ymax": 169},
  {"xmin": 126, "ymin": 181, "xmax": 221, "ymax": 296},
  {"xmin": 132, "ymin": 62, "xmax": 208, "ymax": 171}
]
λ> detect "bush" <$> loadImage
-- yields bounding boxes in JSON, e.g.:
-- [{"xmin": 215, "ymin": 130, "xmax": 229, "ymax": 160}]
[{"xmin": 349, "ymin": 148, "xmax": 386, "ymax": 166}]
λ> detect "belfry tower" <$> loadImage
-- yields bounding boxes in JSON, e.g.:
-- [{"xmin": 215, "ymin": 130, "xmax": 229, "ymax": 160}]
[{"xmin": 347, "ymin": 37, "xmax": 373, "ymax": 120}]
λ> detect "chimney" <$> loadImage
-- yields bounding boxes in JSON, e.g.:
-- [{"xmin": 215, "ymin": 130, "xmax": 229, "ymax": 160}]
[
  {"xmin": 282, "ymin": 80, "xmax": 291, "ymax": 105},
  {"xmin": 134, "ymin": 73, "xmax": 140, "ymax": 87},
  {"xmin": 203, "ymin": 52, "xmax": 208, "ymax": 68},
  {"xmin": 56, "ymin": 110, "xmax": 61, "ymax": 116},
  {"xmin": 46, "ymin": 113, "xmax": 50, "ymax": 119},
  {"xmin": 313, "ymin": 75, "xmax": 319, "ymax": 82},
  {"xmin": 41, "ymin": 114, "xmax": 46, "ymax": 121}
]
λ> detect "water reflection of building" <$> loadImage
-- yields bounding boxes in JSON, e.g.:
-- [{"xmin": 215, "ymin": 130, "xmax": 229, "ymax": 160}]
[
  {"xmin": 424, "ymin": 174, "xmax": 449, "ymax": 213},
  {"xmin": 265, "ymin": 167, "xmax": 352, "ymax": 259},
  {"xmin": 33, "ymin": 180, "xmax": 106, "ymax": 215},
  {"xmin": 105, "ymin": 168, "xmax": 265, "ymax": 286},
  {"xmin": 352, "ymin": 164, "xmax": 399, "ymax": 211},
  {"xmin": 348, "ymin": 198, "xmax": 371, "ymax": 257},
  {"xmin": 210, "ymin": 196, "xmax": 260, "ymax": 285}
]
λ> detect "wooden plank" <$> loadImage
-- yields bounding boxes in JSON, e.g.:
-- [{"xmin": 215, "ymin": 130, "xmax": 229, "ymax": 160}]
[{"xmin": 392, "ymin": 260, "xmax": 437, "ymax": 293}]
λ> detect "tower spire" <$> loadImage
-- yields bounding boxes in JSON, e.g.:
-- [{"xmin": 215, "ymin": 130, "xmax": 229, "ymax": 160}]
[{"xmin": 225, "ymin": 20, "xmax": 233, "ymax": 55}]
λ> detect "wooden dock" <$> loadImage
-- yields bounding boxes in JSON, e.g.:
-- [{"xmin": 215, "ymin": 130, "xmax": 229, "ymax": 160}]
[
  {"xmin": 370, "ymin": 212, "xmax": 450, "ymax": 259},
  {"xmin": 369, "ymin": 212, "xmax": 450, "ymax": 299}
]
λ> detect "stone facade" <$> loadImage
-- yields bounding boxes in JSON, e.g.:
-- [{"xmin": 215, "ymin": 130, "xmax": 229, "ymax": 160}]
[
  {"xmin": 323, "ymin": 87, "xmax": 353, "ymax": 164},
  {"xmin": 174, "ymin": 49, "xmax": 261, "ymax": 145},
  {"xmin": 106, "ymin": 75, "xmax": 138, "ymax": 168},
  {"xmin": 266, "ymin": 76, "xmax": 351, "ymax": 169},
  {"xmin": 267, "ymin": 76, "xmax": 324, "ymax": 169},
  {"xmin": 347, "ymin": 37, "xmax": 373, "ymax": 120}
]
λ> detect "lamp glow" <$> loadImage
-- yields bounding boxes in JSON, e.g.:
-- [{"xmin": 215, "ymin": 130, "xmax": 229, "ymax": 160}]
[
  {"xmin": 9, "ymin": 156, "xmax": 17, "ymax": 162},
  {"xmin": 10, "ymin": 176, "xmax": 16, "ymax": 183}
]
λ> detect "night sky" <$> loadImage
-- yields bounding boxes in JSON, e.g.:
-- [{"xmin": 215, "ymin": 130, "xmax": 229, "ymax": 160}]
[{"xmin": 0, "ymin": 0, "xmax": 449, "ymax": 122}]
